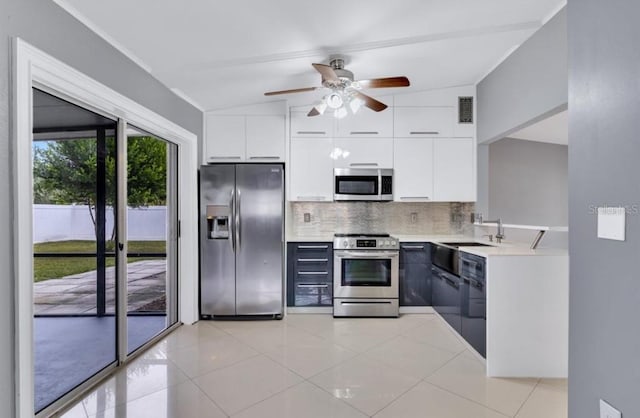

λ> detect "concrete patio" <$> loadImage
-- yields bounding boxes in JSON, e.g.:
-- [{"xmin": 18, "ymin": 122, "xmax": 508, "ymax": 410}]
[{"xmin": 34, "ymin": 260, "xmax": 167, "ymax": 315}]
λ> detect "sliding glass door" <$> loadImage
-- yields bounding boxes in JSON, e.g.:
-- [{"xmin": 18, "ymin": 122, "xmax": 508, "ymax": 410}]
[
  {"xmin": 32, "ymin": 88, "xmax": 180, "ymax": 414},
  {"xmin": 126, "ymin": 126, "xmax": 178, "ymax": 354}
]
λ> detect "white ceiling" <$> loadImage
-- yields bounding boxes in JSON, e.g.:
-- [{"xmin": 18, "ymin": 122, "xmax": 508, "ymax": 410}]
[
  {"xmin": 509, "ymin": 110, "xmax": 568, "ymax": 145},
  {"xmin": 54, "ymin": 0, "xmax": 565, "ymax": 112}
]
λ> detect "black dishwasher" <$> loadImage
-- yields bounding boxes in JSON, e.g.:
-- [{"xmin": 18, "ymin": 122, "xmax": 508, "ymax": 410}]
[
  {"xmin": 460, "ymin": 252, "xmax": 486, "ymax": 357},
  {"xmin": 431, "ymin": 243, "xmax": 463, "ymax": 333}
]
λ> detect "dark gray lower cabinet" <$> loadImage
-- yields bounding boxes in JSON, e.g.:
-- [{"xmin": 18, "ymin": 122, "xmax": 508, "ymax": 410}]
[
  {"xmin": 287, "ymin": 242, "xmax": 333, "ymax": 307},
  {"xmin": 432, "ymin": 265, "xmax": 462, "ymax": 334},
  {"xmin": 399, "ymin": 243, "xmax": 432, "ymax": 306},
  {"xmin": 460, "ymin": 252, "xmax": 486, "ymax": 357}
]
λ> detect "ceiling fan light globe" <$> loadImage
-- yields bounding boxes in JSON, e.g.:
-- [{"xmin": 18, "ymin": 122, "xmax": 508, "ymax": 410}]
[
  {"xmin": 335, "ymin": 107, "xmax": 348, "ymax": 119},
  {"xmin": 349, "ymin": 97, "xmax": 363, "ymax": 114},
  {"xmin": 326, "ymin": 92, "xmax": 344, "ymax": 109},
  {"xmin": 316, "ymin": 102, "xmax": 327, "ymax": 115}
]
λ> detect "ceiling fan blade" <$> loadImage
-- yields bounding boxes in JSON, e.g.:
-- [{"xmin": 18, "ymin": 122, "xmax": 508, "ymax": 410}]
[
  {"xmin": 353, "ymin": 91, "xmax": 388, "ymax": 112},
  {"xmin": 307, "ymin": 107, "xmax": 321, "ymax": 117},
  {"xmin": 264, "ymin": 87, "xmax": 318, "ymax": 96},
  {"xmin": 356, "ymin": 76, "xmax": 410, "ymax": 89},
  {"xmin": 312, "ymin": 63, "xmax": 339, "ymax": 82}
]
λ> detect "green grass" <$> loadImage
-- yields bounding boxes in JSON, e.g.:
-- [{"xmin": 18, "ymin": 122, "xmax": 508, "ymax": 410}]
[{"xmin": 34, "ymin": 240, "xmax": 166, "ymax": 282}]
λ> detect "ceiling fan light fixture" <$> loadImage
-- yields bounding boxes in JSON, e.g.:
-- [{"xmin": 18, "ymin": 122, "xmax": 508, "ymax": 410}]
[
  {"xmin": 334, "ymin": 107, "xmax": 348, "ymax": 119},
  {"xmin": 315, "ymin": 101, "xmax": 327, "ymax": 115},
  {"xmin": 349, "ymin": 97, "xmax": 364, "ymax": 114},
  {"xmin": 326, "ymin": 92, "xmax": 344, "ymax": 109}
]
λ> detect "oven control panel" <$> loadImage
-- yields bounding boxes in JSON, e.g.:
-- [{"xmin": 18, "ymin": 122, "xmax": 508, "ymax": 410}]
[{"xmin": 334, "ymin": 236, "xmax": 399, "ymax": 250}]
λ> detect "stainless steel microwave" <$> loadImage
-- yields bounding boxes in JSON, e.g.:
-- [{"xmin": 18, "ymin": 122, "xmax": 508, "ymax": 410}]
[{"xmin": 334, "ymin": 168, "xmax": 393, "ymax": 201}]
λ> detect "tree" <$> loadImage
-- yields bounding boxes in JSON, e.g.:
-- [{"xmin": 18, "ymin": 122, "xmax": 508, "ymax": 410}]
[{"xmin": 33, "ymin": 135, "xmax": 168, "ymax": 243}]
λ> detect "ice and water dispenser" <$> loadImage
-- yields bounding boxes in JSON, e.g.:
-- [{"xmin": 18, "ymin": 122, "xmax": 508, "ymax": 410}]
[{"xmin": 206, "ymin": 205, "xmax": 230, "ymax": 239}]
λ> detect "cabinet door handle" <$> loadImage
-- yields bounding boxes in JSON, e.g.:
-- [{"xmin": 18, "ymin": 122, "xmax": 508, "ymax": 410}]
[
  {"xmin": 298, "ymin": 245, "xmax": 329, "ymax": 249},
  {"xmin": 350, "ymin": 131, "xmax": 379, "ymax": 135},
  {"xmin": 296, "ymin": 131, "xmax": 326, "ymax": 135},
  {"xmin": 297, "ymin": 271, "xmax": 329, "ymax": 275},
  {"xmin": 209, "ymin": 156, "xmax": 242, "ymax": 160},
  {"xmin": 249, "ymin": 156, "xmax": 280, "ymax": 160},
  {"xmin": 349, "ymin": 163, "xmax": 378, "ymax": 167},
  {"xmin": 297, "ymin": 258, "xmax": 328, "ymax": 262},
  {"xmin": 410, "ymin": 131, "xmax": 439, "ymax": 135},
  {"xmin": 296, "ymin": 284, "xmax": 329, "ymax": 288},
  {"xmin": 399, "ymin": 196, "xmax": 430, "ymax": 200},
  {"xmin": 296, "ymin": 196, "xmax": 327, "ymax": 201},
  {"xmin": 401, "ymin": 245, "xmax": 424, "ymax": 249}
]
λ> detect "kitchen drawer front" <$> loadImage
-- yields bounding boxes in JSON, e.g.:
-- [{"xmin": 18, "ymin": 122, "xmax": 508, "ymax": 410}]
[
  {"xmin": 292, "ymin": 242, "xmax": 332, "ymax": 258},
  {"xmin": 294, "ymin": 282, "xmax": 333, "ymax": 306},
  {"xmin": 400, "ymin": 243, "xmax": 430, "ymax": 264},
  {"xmin": 295, "ymin": 258, "xmax": 331, "ymax": 273},
  {"xmin": 459, "ymin": 252, "xmax": 486, "ymax": 282}
]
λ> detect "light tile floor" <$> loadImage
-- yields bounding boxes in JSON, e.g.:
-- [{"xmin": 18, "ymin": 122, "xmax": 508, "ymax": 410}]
[{"xmin": 59, "ymin": 314, "xmax": 567, "ymax": 418}]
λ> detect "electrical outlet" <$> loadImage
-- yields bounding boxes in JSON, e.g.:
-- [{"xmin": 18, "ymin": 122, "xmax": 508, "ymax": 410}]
[
  {"xmin": 600, "ymin": 399, "xmax": 621, "ymax": 418},
  {"xmin": 303, "ymin": 213, "xmax": 311, "ymax": 223},
  {"xmin": 410, "ymin": 212, "xmax": 418, "ymax": 224}
]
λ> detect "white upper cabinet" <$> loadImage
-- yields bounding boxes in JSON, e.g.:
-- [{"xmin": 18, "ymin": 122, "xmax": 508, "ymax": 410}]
[
  {"xmin": 204, "ymin": 114, "xmax": 285, "ymax": 163},
  {"xmin": 246, "ymin": 115, "xmax": 285, "ymax": 161},
  {"xmin": 333, "ymin": 138, "xmax": 393, "ymax": 169},
  {"xmin": 204, "ymin": 115, "xmax": 246, "ymax": 162},
  {"xmin": 336, "ymin": 109, "xmax": 393, "ymax": 137},
  {"xmin": 393, "ymin": 139, "xmax": 434, "ymax": 202},
  {"xmin": 393, "ymin": 107, "xmax": 454, "ymax": 138},
  {"xmin": 433, "ymin": 138, "xmax": 475, "ymax": 202},
  {"xmin": 289, "ymin": 138, "xmax": 334, "ymax": 201},
  {"xmin": 290, "ymin": 110, "xmax": 334, "ymax": 137}
]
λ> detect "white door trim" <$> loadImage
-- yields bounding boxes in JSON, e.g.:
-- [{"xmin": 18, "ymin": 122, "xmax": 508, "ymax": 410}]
[{"xmin": 12, "ymin": 38, "xmax": 200, "ymax": 417}]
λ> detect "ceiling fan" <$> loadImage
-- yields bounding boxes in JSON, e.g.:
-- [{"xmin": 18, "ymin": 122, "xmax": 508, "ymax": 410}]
[{"xmin": 264, "ymin": 56, "xmax": 410, "ymax": 117}]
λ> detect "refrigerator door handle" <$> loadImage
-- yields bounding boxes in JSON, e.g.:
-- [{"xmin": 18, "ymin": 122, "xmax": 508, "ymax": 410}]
[
  {"xmin": 236, "ymin": 189, "xmax": 241, "ymax": 250},
  {"xmin": 230, "ymin": 189, "xmax": 236, "ymax": 252}
]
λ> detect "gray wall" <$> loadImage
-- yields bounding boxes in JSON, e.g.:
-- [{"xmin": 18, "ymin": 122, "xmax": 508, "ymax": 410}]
[
  {"xmin": 1, "ymin": 1, "xmax": 203, "ymax": 416},
  {"xmin": 568, "ymin": 1, "xmax": 640, "ymax": 417},
  {"xmin": 484, "ymin": 138, "xmax": 568, "ymax": 248},
  {"xmin": 489, "ymin": 138, "xmax": 568, "ymax": 226},
  {"xmin": 477, "ymin": 8, "xmax": 567, "ymax": 144}
]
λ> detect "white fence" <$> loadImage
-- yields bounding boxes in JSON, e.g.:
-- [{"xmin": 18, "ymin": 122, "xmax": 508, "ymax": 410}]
[{"xmin": 34, "ymin": 204, "xmax": 167, "ymax": 243}]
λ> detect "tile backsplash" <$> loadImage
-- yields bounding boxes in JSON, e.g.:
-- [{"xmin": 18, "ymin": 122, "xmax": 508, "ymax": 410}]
[{"xmin": 290, "ymin": 202, "xmax": 475, "ymax": 236}]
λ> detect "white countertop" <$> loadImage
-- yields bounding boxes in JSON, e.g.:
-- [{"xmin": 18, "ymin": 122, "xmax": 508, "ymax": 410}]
[{"xmin": 285, "ymin": 233, "xmax": 568, "ymax": 256}]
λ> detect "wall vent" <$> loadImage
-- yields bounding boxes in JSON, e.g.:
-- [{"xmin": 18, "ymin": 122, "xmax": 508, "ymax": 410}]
[{"xmin": 458, "ymin": 96, "xmax": 473, "ymax": 124}]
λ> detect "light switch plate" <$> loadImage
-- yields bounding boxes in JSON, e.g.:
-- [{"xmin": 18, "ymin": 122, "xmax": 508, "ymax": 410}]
[
  {"xmin": 597, "ymin": 207, "xmax": 626, "ymax": 241},
  {"xmin": 600, "ymin": 399, "xmax": 621, "ymax": 418}
]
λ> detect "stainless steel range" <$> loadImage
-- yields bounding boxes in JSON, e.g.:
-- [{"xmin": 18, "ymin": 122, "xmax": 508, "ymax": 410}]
[{"xmin": 333, "ymin": 233, "xmax": 400, "ymax": 318}]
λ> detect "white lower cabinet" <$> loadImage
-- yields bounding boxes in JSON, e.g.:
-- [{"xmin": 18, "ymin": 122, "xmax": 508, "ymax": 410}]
[
  {"xmin": 289, "ymin": 138, "xmax": 334, "ymax": 201},
  {"xmin": 393, "ymin": 139, "xmax": 434, "ymax": 202},
  {"xmin": 332, "ymin": 138, "xmax": 393, "ymax": 169},
  {"xmin": 433, "ymin": 138, "xmax": 475, "ymax": 201}
]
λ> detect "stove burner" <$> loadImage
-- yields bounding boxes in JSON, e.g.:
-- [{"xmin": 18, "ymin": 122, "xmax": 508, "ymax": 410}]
[{"xmin": 334, "ymin": 233, "xmax": 390, "ymax": 238}]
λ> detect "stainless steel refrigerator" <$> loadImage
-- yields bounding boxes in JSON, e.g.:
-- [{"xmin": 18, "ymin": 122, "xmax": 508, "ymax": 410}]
[{"xmin": 200, "ymin": 164, "xmax": 284, "ymax": 318}]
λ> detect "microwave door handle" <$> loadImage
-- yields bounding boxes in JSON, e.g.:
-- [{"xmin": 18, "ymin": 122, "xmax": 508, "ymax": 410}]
[{"xmin": 378, "ymin": 171, "xmax": 382, "ymax": 197}]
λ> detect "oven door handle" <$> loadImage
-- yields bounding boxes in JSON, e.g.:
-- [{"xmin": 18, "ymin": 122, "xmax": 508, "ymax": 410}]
[{"xmin": 334, "ymin": 251, "xmax": 399, "ymax": 259}]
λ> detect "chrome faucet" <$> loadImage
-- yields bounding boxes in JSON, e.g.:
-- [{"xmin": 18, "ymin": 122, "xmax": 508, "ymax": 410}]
[{"xmin": 483, "ymin": 218, "xmax": 505, "ymax": 243}]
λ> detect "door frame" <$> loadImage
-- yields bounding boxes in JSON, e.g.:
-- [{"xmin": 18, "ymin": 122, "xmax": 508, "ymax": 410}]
[{"xmin": 12, "ymin": 38, "xmax": 200, "ymax": 417}]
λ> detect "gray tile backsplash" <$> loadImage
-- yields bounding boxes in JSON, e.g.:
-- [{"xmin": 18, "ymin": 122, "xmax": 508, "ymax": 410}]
[{"xmin": 290, "ymin": 202, "xmax": 475, "ymax": 236}]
